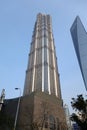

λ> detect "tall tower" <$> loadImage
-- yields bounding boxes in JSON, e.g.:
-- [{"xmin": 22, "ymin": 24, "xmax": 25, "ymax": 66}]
[
  {"xmin": 1, "ymin": 13, "xmax": 67, "ymax": 130},
  {"xmin": 70, "ymin": 16, "xmax": 87, "ymax": 90},
  {"xmin": 23, "ymin": 13, "xmax": 61, "ymax": 98}
]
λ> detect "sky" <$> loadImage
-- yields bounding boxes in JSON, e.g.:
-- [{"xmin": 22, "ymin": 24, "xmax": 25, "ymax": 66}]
[{"xmin": 0, "ymin": 0, "xmax": 87, "ymax": 113}]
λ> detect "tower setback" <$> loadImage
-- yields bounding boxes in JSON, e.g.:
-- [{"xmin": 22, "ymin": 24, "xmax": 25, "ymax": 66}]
[{"xmin": 23, "ymin": 13, "xmax": 61, "ymax": 98}]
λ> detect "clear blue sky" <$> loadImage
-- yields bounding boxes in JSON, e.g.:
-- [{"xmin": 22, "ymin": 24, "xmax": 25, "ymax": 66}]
[{"xmin": 0, "ymin": 0, "xmax": 87, "ymax": 113}]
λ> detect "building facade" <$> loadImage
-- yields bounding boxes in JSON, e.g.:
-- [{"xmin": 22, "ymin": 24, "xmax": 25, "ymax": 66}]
[
  {"xmin": 70, "ymin": 16, "xmax": 87, "ymax": 90},
  {"xmin": 22, "ymin": 13, "xmax": 67, "ymax": 130},
  {"xmin": 1, "ymin": 92, "xmax": 67, "ymax": 130},
  {"xmin": 0, "ymin": 13, "xmax": 67, "ymax": 130},
  {"xmin": 64, "ymin": 104, "xmax": 72, "ymax": 130},
  {"xmin": 23, "ymin": 13, "xmax": 61, "ymax": 98},
  {"xmin": 18, "ymin": 92, "xmax": 67, "ymax": 130},
  {"xmin": 72, "ymin": 123, "xmax": 81, "ymax": 130}
]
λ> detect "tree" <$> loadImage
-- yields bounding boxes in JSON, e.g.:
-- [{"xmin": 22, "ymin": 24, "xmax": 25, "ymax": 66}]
[
  {"xmin": 31, "ymin": 101, "xmax": 49, "ymax": 130},
  {"xmin": 70, "ymin": 94, "xmax": 87, "ymax": 130},
  {"xmin": 22, "ymin": 101, "xmax": 49, "ymax": 130}
]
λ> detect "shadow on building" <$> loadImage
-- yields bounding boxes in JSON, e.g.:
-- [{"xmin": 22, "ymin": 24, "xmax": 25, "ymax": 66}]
[{"xmin": 1, "ymin": 92, "xmax": 67, "ymax": 130}]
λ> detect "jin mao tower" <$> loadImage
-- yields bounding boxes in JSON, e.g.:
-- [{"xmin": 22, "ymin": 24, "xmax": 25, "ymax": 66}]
[
  {"xmin": 23, "ymin": 13, "xmax": 61, "ymax": 98},
  {"xmin": 1, "ymin": 13, "xmax": 67, "ymax": 130}
]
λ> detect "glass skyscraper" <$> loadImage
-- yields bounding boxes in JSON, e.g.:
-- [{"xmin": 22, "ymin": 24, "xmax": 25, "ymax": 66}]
[
  {"xmin": 23, "ymin": 13, "xmax": 62, "ymax": 98},
  {"xmin": 70, "ymin": 16, "xmax": 87, "ymax": 90}
]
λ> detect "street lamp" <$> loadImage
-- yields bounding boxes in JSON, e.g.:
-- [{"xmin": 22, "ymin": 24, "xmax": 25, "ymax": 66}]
[{"xmin": 13, "ymin": 88, "xmax": 21, "ymax": 130}]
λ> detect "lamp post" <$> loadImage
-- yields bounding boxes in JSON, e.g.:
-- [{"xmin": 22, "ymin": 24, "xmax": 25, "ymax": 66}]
[{"xmin": 13, "ymin": 88, "xmax": 21, "ymax": 130}]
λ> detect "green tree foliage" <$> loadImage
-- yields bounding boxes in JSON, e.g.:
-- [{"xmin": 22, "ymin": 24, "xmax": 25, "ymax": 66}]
[{"xmin": 70, "ymin": 94, "xmax": 87, "ymax": 130}]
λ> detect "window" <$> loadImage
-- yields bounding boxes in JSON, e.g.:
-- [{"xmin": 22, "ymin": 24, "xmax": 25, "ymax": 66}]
[
  {"xmin": 44, "ymin": 114, "xmax": 49, "ymax": 128},
  {"xmin": 56, "ymin": 118, "xmax": 59, "ymax": 130},
  {"xmin": 49, "ymin": 115, "xmax": 56, "ymax": 130}
]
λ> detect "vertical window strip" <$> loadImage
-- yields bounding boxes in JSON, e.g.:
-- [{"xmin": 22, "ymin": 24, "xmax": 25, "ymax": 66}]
[
  {"xmin": 32, "ymin": 27, "xmax": 38, "ymax": 92},
  {"xmin": 42, "ymin": 37, "xmax": 44, "ymax": 92},
  {"xmin": 51, "ymin": 33, "xmax": 58, "ymax": 97},
  {"xmin": 46, "ymin": 16, "xmax": 51, "ymax": 94},
  {"xmin": 47, "ymin": 38, "xmax": 51, "ymax": 94}
]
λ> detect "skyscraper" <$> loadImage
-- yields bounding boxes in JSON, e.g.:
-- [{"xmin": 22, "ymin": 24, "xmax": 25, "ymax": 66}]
[
  {"xmin": 23, "ymin": 13, "xmax": 61, "ymax": 98},
  {"xmin": 1, "ymin": 13, "xmax": 67, "ymax": 130},
  {"xmin": 70, "ymin": 16, "xmax": 87, "ymax": 90}
]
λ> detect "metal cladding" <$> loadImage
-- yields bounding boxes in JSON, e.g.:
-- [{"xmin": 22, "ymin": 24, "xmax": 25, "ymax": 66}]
[
  {"xmin": 23, "ymin": 13, "xmax": 62, "ymax": 98},
  {"xmin": 70, "ymin": 16, "xmax": 87, "ymax": 91}
]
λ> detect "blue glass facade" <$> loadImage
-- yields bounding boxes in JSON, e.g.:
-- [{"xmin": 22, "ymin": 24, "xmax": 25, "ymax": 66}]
[{"xmin": 70, "ymin": 16, "xmax": 87, "ymax": 90}]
